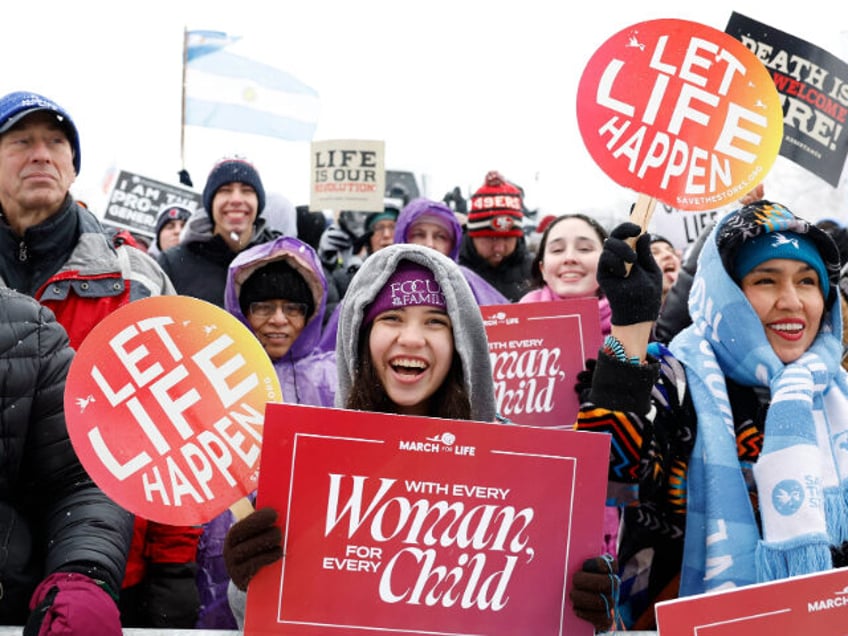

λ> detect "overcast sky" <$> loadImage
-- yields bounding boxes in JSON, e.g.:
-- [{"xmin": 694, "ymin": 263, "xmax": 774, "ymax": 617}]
[{"xmin": 3, "ymin": 1, "xmax": 847, "ymax": 225}]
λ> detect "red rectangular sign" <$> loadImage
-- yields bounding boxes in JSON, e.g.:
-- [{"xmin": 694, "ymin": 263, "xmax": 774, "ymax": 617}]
[
  {"xmin": 656, "ymin": 567, "xmax": 848, "ymax": 635},
  {"xmin": 483, "ymin": 299, "xmax": 603, "ymax": 428},
  {"xmin": 244, "ymin": 403, "xmax": 611, "ymax": 635}
]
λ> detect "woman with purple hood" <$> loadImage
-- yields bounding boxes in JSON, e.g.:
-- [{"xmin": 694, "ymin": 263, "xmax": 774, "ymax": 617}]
[
  {"xmin": 317, "ymin": 197, "xmax": 509, "ymax": 352},
  {"xmin": 195, "ymin": 235, "xmax": 337, "ymax": 629},
  {"xmin": 395, "ymin": 197, "xmax": 509, "ymax": 305},
  {"xmin": 224, "ymin": 235, "xmax": 336, "ymax": 406}
]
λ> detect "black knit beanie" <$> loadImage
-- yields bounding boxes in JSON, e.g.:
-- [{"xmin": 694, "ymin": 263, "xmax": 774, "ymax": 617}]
[
  {"xmin": 154, "ymin": 204, "xmax": 192, "ymax": 249},
  {"xmin": 239, "ymin": 259, "xmax": 314, "ymax": 319},
  {"xmin": 202, "ymin": 159, "xmax": 266, "ymax": 220}
]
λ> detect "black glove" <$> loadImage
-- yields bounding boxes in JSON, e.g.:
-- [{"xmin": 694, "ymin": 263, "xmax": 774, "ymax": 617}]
[
  {"xmin": 597, "ymin": 222, "xmax": 662, "ymax": 326},
  {"xmin": 570, "ymin": 555, "xmax": 621, "ymax": 632},
  {"xmin": 178, "ymin": 169, "xmax": 193, "ymax": 188},
  {"xmin": 143, "ymin": 562, "xmax": 200, "ymax": 628},
  {"xmin": 223, "ymin": 507, "xmax": 283, "ymax": 591},
  {"xmin": 443, "ymin": 186, "xmax": 467, "ymax": 214},
  {"xmin": 574, "ymin": 358, "xmax": 597, "ymax": 403}
]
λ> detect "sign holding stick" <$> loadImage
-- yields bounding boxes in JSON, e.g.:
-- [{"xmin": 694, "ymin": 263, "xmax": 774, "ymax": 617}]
[
  {"xmin": 576, "ymin": 18, "xmax": 784, "ymax": 215},
  {"xmin": 64, "ymin": 296, "xmax": 282, "ymax": 526},
  {"xmin": 630, "ymin": 192, "xmax": 656, "ymax": 232},
  {"xmin": 622, "ymin": 193, "xmax": 658, "ymax": 275}
]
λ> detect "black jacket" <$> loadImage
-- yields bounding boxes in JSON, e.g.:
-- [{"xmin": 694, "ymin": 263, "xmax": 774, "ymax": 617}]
[
  {"xmin": 458, "ymin": 233, "xmax": 533, "ymax": 302},
  {"xmin": 652, "ymin": 221, "xmax": 713, "ymax": 344},
  {"xmin": 0, "ymin": 288, "xmax": 133, "ymax": 624},
  {"xmin": 157, "ymin": 213, "xmax": 279, "ymax": 308}
]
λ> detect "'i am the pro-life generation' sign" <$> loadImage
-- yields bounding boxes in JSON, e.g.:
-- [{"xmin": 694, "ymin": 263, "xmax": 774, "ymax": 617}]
[
  {"xmin": 244, "ymin": 404, "xmax": 610, "ymax": 636},
  {"xmin": 64, "ymin": 295, "xmax": 282, "ymax": 526},
  {"xmin": 104, "ymin": 169, "xmax": 201, "ymax": 239}
]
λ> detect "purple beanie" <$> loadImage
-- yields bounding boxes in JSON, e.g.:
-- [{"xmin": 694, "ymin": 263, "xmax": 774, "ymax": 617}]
[{"xmin": 363, "ymin": 260, "xmax": 446, "ymax": 325}]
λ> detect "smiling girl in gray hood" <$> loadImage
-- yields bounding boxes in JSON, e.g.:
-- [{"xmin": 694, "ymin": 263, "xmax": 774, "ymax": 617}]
[{"xmin": 222, "ymin": 243, "xmax": 499, "ymax": 628}]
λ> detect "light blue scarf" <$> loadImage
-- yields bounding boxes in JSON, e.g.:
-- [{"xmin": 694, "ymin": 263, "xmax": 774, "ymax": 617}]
[{"xmin": 669, "ymin": 214, "xmax": 848, "ymax": 596}]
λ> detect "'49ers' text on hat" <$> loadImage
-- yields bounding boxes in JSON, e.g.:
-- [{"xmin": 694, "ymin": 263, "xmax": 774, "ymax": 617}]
[{"xmin": 466, "ymin": 171, "xmax": 523, "ymax": 238}]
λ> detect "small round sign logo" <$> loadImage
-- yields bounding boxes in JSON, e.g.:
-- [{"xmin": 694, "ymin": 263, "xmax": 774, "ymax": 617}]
[
  {"xmin": 577, "ymin": 19, "xmax": 783, "ymax": 211},
  {"xmin": 772, "ymin": 479, "xmax": 805, "ymax": 516},
  {"xmin": 64, "ymin": 295, "xmax": 282, "ymax": 526}
]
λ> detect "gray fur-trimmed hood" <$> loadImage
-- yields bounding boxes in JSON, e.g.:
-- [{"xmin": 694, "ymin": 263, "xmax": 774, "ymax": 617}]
[{"xmin": 335, "ymin": 243, "xmax": 496, "ymax": 422}]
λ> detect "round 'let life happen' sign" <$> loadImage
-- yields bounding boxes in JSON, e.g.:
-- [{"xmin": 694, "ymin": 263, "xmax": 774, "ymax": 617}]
[
  {"xmin": 577, "ymin": 18, "xmax": 783, "ymax": 211},
  {"xmin": 64, "ymin": 295, "xmax": 282, "ymax": 526}
]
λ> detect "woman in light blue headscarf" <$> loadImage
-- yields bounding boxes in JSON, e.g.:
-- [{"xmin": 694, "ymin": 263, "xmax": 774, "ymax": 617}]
[{"xmin": 574, "ymin": 200, "xmax": 848, "ymax": 630}]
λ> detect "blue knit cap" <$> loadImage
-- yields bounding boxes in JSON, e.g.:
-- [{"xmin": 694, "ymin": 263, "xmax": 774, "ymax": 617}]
[
  {"xmin": 0, "ymin": 91, "xmax": 81, "ymax": 174},
  {"xmin": 733, "ymin": 231, "xmax": 829, "ymax": 298}
]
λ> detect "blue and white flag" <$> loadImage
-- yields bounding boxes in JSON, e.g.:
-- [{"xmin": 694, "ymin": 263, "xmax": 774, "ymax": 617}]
[
  {"xmin": 184, "ymin": 30, "xmax": 320, "ymax": 141},
  {"xmin": 185, "ymin": 30, "xmax": 242, "ymax": 62}
]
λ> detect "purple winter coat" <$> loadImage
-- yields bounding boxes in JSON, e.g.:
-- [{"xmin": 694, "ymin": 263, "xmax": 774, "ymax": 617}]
[
  {"xmin": 224, "ymin": 235, "xmax": 337, "ymax": 407},
  {"xmin": 394, "ymin": 197, "xmax": 508, "ymax": 305},
  {"xmin": 317, "ymin": 197, "xmax": 509, "ymax": 352},
  {"xmin": 195, "ymin": 236, "xmax": 337, "ymax": 629}
]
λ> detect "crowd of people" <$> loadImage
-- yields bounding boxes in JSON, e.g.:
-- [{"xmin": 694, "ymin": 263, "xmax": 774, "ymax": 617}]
[{"xmin": 4, "ymin": 88, "xmax": 848, "ymax": 634}]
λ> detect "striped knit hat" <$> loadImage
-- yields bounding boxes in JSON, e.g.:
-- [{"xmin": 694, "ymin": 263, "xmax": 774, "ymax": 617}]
[{"xmin": 467, "ymin": 171, "xmax": 523, "ymax": 238}]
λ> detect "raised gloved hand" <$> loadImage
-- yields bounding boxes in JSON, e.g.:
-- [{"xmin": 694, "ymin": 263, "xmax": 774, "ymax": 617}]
[
  {"xmin": 318, "ymin": 224, "xmax": 354, "ymax": 268},
  {"xmin": 223, "ymin": 507, "xmax": 283, "ymax": 591},
  {"xmin": 177, "ymin": 168, "xmax": 193, "ymax": 188},
  {"xmin": 25, "ymin": 572, "xmax": 121, "ymax": 636},
  {"xmin": 570, "ymin": 555, "xmax": 622, "ymax": 632},
  {"xmin": 597, "ymin": 222, "xmax": 663, "ymax": 326},
  {"xmin": 443, "ymin": 186, "xmax": 468, "ymax": 214},
  {"xmin": 574, "ymin": 358, "xmax": 597, "ymax": 403}
]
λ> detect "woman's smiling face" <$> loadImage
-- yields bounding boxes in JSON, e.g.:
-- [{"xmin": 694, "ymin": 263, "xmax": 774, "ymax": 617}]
[
  {"xmin": 539, "ymin": 217, "xmax": 604, "ymax": 298},
  {"xmin": 368, "ymin": 304, "xmax": 454, "ymax": 415},
  {"xmin": 740, "ymin": 257, "xmax": 824, "ymax": 363}
]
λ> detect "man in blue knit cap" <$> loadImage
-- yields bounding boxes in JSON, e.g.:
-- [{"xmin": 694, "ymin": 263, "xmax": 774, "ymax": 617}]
[{"xmin": 0, "ymin": 90, "xmax": 192, "ymax": 632}]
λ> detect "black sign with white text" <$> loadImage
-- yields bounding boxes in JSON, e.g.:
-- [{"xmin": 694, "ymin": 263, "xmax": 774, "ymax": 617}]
[
  {"xmin": 726, "ymin": 12, "xmax": 848, "ymax": 187},
  {"xmin": 104, "ymin": 170, "xmax": 201, "ymax": 237}
]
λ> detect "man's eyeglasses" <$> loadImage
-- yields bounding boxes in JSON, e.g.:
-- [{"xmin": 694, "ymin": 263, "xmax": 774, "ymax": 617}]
[
  {"xmin": 248, "ymin": 301, "xmax": 308, "ymax": 320},
  {"xmin": 372, "ymin": 221, "xmax": 396, "ymax": 235}
]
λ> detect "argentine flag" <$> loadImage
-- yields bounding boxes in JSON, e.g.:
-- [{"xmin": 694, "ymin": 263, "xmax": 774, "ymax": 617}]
[{"xmin": 184, "ymin": 30, "xmax": 320, "ymax": 142}]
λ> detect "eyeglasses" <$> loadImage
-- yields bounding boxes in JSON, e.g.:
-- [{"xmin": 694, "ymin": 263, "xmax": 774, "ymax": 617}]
[
  {"xmin": 248, "ymin": 301, "xmax": 308, "ymax": 320},
  {"xmin": 372, "ymin": 221, "xmax": 396, "ymax": 234}
]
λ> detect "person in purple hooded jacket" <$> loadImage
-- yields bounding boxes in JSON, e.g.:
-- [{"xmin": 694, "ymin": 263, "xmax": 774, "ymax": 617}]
[
  {"xmin": 395, "ymin": 197, "xmax": 510, "ymax": 305},
  {"xmin": 317, "ymin": 197, "xmax": 509, "ymax": 352},
  {"xmin": 194, "ymin": 234, "xmax": 337, "ymax": 629}
]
